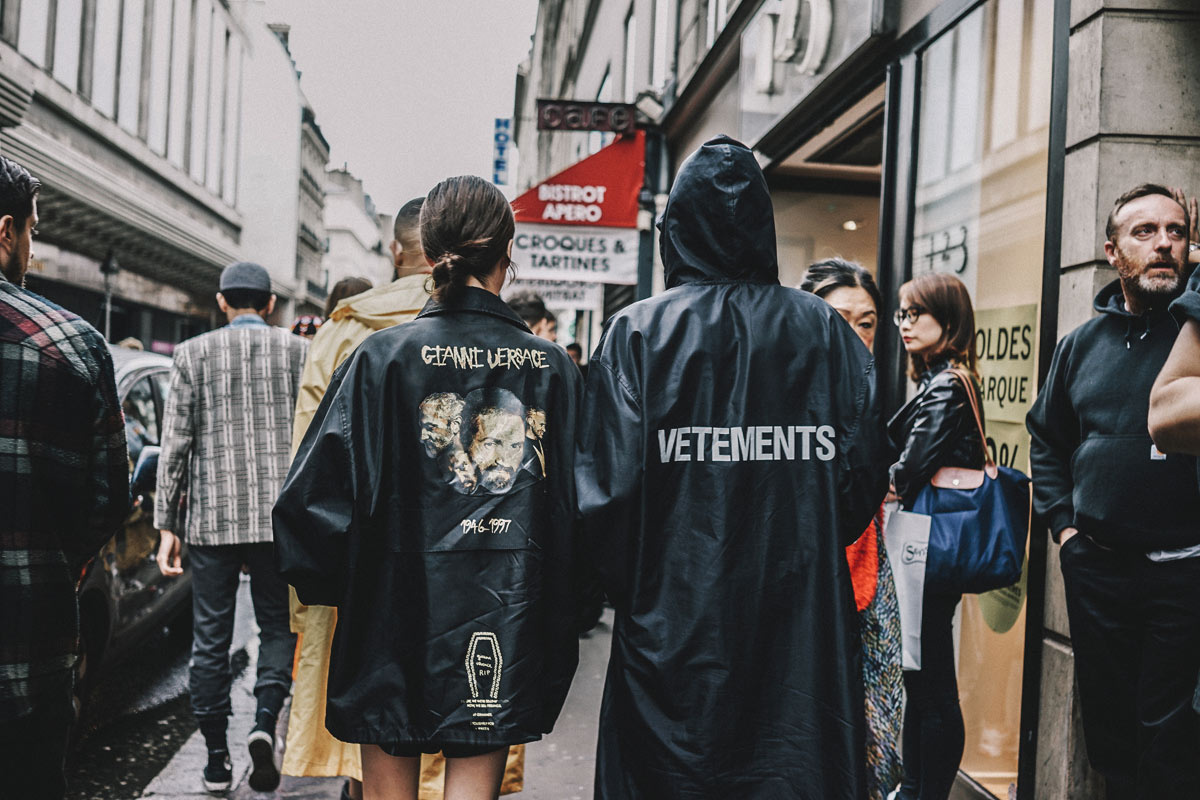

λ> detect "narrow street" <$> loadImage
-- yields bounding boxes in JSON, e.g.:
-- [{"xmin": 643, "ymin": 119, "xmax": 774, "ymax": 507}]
[{"xmin": 63, "ymin": 580, "xmax": 611, "ymax": 800}]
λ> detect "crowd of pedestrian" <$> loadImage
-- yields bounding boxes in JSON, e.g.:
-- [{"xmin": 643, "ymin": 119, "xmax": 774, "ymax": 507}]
[{"xmin": 1, "ymin": 135, "xmax": 1198, "ymax": 800}]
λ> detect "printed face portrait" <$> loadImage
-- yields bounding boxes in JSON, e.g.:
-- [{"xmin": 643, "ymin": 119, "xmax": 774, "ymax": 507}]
[
  {"xmin": 419, "ymin": 393, "xmax": 464, "ymax": 458},
  {"xmin": 526, "ymin": 408, "xmax": 546, "ymax": 440},
  {"xmin": 468, "ymin": 409, "xmax": 526, "ymax": 493},
  {"xmin": 446, "ymin": 448, "xmax": 478, "ymax": 492}
]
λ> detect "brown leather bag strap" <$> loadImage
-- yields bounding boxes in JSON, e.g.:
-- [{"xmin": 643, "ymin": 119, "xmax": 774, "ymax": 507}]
[{"xmin": 947, "ymin": 367, "xmax": 994, "ymax": 467}]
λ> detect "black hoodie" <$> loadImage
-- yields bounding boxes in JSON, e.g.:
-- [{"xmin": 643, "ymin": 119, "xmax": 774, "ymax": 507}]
[
  {"xmin": 576, "ymin": 136, "xmax": 889, "ymax": 799},
  {"xmin": 1027, "ymin": 279, "xmax": 1200, "ymax": 549}
]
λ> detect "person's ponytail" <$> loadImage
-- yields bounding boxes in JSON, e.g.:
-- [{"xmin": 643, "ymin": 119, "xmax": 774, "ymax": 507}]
[
  {"xmin": 431, "ymin": 251, "xmax": 470, "ymax": 305},
  {"xmin": 421, "ymin": 176, "xmax": 515, "ymax": 306}
]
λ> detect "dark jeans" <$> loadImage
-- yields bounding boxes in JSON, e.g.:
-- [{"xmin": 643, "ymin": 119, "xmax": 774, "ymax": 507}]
[
  {"xmin": 1059, "ymin": 533, "xmax": 1200, "ymax": 800},
  {"xmin": 0, "ymin": 672, "xmax": 74, "ymax": 800},
  {"xmin": 189, "ymin": 542, "xmax": 295, "ymax": 724},
  {"xmin": 898, "ymin": 590, "xmax": 963, "ymax": 800}
]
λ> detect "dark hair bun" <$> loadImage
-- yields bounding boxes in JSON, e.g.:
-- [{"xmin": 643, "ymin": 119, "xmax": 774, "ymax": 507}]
[{"xmin": 422, "ymin": 176, "xmax": 516, "ymax": 306}]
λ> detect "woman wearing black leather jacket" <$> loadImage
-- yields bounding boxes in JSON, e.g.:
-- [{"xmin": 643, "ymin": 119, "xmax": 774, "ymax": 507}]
[
  {"xmin": 274, "ymin": 176, "xmax": 582, "ymax": 800},
  {"xmin": 887, "ymin": 272, "xmax": 985, "ymax": 800}
]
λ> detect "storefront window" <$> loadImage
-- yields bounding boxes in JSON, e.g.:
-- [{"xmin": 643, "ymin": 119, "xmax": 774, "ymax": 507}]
[{"xmin": 910, "ymin": 0, "xmax": 1054, "ymax": 795}]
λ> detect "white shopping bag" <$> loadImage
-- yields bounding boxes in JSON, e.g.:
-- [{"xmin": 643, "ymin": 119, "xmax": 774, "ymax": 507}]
[{"xmin": 885, "ymin": 506, "xmax": 931, "ymax": 671}]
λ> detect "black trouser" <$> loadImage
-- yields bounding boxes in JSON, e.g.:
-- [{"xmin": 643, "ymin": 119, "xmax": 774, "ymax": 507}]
[
  {"xmin": 1059, "ymin": 534, "xmax": 1200, "ymax": 800},
  {"xmin": 189, "ymin": 542, "xmax": 295, "ymax": 728},
  {"xmin": 0, "ymin": 672, "xmax": 74, "ymax": 800},
  {"xmin": 898, "ymin": 590, "xmax": 963, "ymax": 800}
]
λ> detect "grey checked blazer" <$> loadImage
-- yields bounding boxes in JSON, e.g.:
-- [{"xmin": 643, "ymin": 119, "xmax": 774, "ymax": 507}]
[{"xmin": 154, "ymin": 317, "xmax": 308, "ymax": 545}]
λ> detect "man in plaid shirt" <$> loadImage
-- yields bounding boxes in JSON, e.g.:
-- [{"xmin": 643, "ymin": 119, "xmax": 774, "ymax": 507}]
[{"xmin": 0, "ymin": 156, "xmax": 129, "ymax": 798}]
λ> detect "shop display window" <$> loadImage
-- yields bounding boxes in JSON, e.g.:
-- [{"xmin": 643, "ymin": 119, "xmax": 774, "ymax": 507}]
[{"xmin": 910, "ymin": 0, "xmax": 1054, "ymax": 794}]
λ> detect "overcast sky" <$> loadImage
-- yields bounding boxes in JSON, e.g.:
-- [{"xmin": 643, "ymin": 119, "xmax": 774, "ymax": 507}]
[{"xmin": 262, "ymin": 0, "xmax": 539, "ymax": 216}]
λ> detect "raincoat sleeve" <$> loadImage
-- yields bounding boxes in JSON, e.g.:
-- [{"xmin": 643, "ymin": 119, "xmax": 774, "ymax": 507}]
[
  {"xmin": 575, "ymin": 343, "xmax": 644, "ymax": 609},
  {"xmin": 839, "ymin": 362, "xmax": 890, "ymax": 547},
  {"xmin": 274, "ymin": 359, "xmax": 360, "ymax": 607},
  {"xmin": 1026, "ymin": 336, "xmax": 1080, "ymax": 539}
]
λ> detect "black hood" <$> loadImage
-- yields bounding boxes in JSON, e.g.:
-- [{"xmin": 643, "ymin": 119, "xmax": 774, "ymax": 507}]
[
  {"xmin": 660, "ymin": 135, "xmax": 779, "ymax": 288},
  {"xmin": 1093, "ymin": 278, "xmax": 1180, "ymax": 348},
  {"xmin": 1093, "ymin": 278, "xmax": 1181, "ymax": 320}
]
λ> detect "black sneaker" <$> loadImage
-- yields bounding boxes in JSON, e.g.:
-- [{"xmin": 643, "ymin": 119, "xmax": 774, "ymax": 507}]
[
  {"xmin": 202, "ymin": 749, "xmax": 232, "ymax": 794},
  {"xmin": 247, "ymin": 726, "xmax": 280, "ymax": 792}
]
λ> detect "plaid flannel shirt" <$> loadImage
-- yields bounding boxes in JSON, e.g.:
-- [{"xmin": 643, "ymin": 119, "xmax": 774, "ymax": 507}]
[
  {"xmin": 154, "ymin": 317, "xmax": 307, "ymax": 545},
  {"xmin": 0, "ymin": 279, "xmax": 129, "ymax": 722}
]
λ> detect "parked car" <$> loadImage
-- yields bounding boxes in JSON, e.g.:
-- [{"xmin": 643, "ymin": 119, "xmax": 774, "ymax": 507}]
[{"xmin": 75, "ymin": 346, "xmax": 191, "ymax": 711}]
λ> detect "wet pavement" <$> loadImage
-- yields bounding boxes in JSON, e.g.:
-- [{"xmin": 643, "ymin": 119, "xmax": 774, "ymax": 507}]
[{"xmin": 64, "ymin": 579, "xmax": 255, "ymax": 800}]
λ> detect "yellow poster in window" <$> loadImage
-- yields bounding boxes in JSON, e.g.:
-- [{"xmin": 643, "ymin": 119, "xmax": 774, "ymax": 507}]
[{"xmin": 975, "ymin": 305, "xmax": 1039, "ymax": 426}]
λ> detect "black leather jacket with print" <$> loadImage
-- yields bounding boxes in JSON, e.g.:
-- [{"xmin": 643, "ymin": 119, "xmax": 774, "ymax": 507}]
[
  {"xmin": 273, "ymin": 288, "xmax": 582, "ymax": 749},
  {"xmin": 888, "ymin": 360, "xmax": 987, "ymax": 506}
]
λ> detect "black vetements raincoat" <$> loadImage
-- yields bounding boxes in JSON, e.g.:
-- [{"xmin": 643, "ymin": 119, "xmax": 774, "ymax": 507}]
[
  {"xmin": 576, "ymin": 136, "xmax": 890, "ymax": 799},
  {"xmin": 273, "ymin": 288, "xmax": 582, "ymax": 749}
]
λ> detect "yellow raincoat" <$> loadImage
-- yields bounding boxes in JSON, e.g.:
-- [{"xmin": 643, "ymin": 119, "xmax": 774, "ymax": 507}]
[{"xmin": 280, "ymin": 274, "xmax": 525, "ymax": 795}]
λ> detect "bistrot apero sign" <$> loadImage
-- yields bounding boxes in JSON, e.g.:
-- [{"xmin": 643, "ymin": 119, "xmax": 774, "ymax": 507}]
[{"xmin": 512, "ymin": 131, "xmax": 644, "ymax": 285}]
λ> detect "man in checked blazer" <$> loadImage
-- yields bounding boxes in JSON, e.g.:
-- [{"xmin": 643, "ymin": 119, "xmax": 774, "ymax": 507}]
[{"xmin": 154, "ymin": 261, "xmax": 307, "ymax": 794}]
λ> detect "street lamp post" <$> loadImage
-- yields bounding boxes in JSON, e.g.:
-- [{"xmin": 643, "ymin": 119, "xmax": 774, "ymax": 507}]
[{"xmin": 100, "ymin": 250, "xmax": 119, "ymax": 341}]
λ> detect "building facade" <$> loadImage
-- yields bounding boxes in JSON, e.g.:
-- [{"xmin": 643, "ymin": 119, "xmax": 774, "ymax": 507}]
[
  {"xmin": 0, "ymin": 0, "xmax": 342, "ymax": 344},
  {"xmin": 323, "ymin": 166, "xmax": 392, "ymax": 291},
  {"xmin": 229, "ymin": 6, "xmax": 330, "ymax": 322},
  {"xmin": 515, "ymin": 0, "xmax": 1200, "ymax": 797},
  {"xmin": 296, "ymin": 100, "xmax": 329, "ymax": 314},
  {"xmin": 0, "ymin": 0, "xmax": 250, "ymax": 349}
]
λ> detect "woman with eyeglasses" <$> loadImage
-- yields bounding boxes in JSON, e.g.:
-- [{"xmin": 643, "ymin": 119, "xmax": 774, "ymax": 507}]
[{"xmin": 887, "ymin": 271, "xmax": 985, "ymax": 800}]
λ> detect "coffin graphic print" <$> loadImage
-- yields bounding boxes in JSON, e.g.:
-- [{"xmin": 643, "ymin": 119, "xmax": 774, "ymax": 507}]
[
  {"xmin": 465, "ymin": 632, "xmax": 505, "ymax": 731},
  {"xmin": 419, "ymin": 388, "xmax": 546, "ymax": 495}
]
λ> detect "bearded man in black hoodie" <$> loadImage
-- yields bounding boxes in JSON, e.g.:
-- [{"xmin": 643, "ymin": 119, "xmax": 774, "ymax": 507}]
[{"xmin": 1027, "ymin": 183, "xmax": 1199, "ymax": 800}]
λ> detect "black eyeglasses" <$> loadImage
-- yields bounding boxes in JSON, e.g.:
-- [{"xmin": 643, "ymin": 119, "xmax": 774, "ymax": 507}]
[{"xmin": 893, "ymin": 306, "xmax": 926, "ymax": 326}]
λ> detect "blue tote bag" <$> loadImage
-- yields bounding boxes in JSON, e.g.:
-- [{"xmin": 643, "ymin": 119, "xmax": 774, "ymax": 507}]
[{"xmin": 909, "ymin": 369, "xmax": 1031, "ymax": 595}]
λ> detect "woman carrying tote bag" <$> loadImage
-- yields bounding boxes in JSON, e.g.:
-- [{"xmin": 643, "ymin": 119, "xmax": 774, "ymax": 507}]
[{"xmin": 887, "ymin": 272, "xmax": 985, "ymax": 800}]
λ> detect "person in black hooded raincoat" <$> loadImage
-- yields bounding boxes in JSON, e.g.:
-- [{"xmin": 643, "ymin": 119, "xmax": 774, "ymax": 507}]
[{"xmin": 576, "ymin": 135, "xmax": 890, "ymax": 799}]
